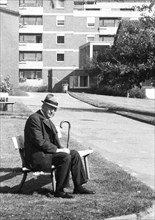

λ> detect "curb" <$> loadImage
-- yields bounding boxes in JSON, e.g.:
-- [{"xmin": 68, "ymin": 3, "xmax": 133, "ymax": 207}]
[
  {"xmin": 68, "ymin": 93, "xmax": 155, "ymax": 126},
  {"xmin": 115, "ymin": 111, "xmax": 155, "ymax": 126},
  {"xmin": 105, "ymin": 206, "xmax": 155, "ymax": 220}
]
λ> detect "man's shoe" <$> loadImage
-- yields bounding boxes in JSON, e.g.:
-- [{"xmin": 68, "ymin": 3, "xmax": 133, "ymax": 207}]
[
  {"xmin": 54, "ymin": 191, "xmax": 74, "ymax": 199},
  {"xmin": 73, "ymin": 186, "xmax": 95, "ymax": 194}
]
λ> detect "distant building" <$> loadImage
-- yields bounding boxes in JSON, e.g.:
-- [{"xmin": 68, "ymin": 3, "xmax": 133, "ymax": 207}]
[
  {"xmin": 18, "ymin": 0, "xmax": 151, "ymax": 92},
  {"xmin": 0, "ymin": 0, "xmax": 19, "ymax": 88},
  {"xmin": 1, "ymin": 0, "xmax": 152, "ymax": 92}
]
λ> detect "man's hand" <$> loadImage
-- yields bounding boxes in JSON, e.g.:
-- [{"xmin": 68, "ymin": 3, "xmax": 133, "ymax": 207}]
[{"xmin": 56, "ymin": 148, "xmax": 70, "ymax": 154}]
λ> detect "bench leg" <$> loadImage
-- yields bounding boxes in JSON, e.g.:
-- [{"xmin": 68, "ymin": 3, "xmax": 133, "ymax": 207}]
[
  {"xmin": 83, "ymin": 156, "xmax": 90, "ymax": 179},
  {"xmin": 51, "ymin": 169, "xmax": 56, "ymax": 192},
  {"xmin": 17, "ymin": 172, "xmax": 28, "ymax": 193},
  {"xmin": 3, "ymin": 104, "xmax": 8, "ymax": 111}
]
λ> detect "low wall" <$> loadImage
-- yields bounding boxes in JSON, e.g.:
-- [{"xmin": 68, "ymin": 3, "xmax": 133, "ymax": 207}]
[{"xmin": 145, "ymin": 88, "xmax": 155, "ymax": 99}]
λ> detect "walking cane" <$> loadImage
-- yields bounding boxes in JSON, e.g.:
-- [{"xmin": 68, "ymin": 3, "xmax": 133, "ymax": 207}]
[{"xmin": 60, "ymin": 121, "xmax": 71, "ymax": 148}]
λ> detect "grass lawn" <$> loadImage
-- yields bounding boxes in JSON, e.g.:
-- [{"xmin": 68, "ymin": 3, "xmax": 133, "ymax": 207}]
[
  {"xmin": 69, "ymin": 92, "xmax": 155, "ymax": 125},
  {"xmin": 0, "ymin": 102, "xmax": 154, "ymax": 219}
]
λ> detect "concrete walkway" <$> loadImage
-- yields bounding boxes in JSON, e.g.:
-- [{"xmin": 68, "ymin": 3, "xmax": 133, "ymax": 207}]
[{"xmin": 11, "ymin": 92, "xmax": 155, "ymax": 219}]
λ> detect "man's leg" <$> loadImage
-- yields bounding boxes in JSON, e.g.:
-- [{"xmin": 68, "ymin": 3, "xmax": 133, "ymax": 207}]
[{"xmin": 51, "ymin": 152, "xmax": 73, "ymax": 198}]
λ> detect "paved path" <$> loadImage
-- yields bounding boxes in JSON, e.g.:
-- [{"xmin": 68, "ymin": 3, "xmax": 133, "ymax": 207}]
[{"xmin": 13, "ymin": 92, "xmax": 155, "ymax": 190}]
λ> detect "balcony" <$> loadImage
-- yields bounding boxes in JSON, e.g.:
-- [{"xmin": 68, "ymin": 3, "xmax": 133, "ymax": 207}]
[
  {"xmin": 19, "ymin": 43, "xmax": 43, "ymax": 51},
  {"xmin": 19, "ymin": 25, "xmax": 43, "ymax": 33},
  {"xmin": 98, "ymin": 27, "xmax": 118, "ymax": 35},
  {"xmin": 19, "ymin": 6, "xmax": 43, "ymax": 15},
  {"xmin": 19, "ymin": 61, "xmax": 43, "ymax": 69}
]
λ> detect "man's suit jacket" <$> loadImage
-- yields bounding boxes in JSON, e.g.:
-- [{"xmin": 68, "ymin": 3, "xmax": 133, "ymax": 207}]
[{"xmin": 24, "ymin": 110, "xmax": 61, "ymax": 171}]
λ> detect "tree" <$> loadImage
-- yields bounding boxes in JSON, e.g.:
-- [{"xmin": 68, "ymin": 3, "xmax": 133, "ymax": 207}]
[
  {"xmin": 90, "ymin": 2, "xmax": 155, "ymax": 92},
  {"xmin": 113, "ymin": 18, "xmax": 155, "ymax": 87}
]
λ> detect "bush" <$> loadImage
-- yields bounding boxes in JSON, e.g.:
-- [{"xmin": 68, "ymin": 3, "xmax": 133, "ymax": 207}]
[
  {"xmin": 0, "ymin": 76, "xmax": 12, "ymax": 93},
  {"xmin": 10, "ymin": 88, "xmax": 29, "ymax": 96},
  {"xmin": 95, "ymin": 85, "xmax": 127, "ymax": 97},
  {"xmin": 19, "ymin": 85, "xmax": 48, "ymax": 92},
  {"xmin": 129, "ymin": 87, "xmax": 145, "ymax": 99}
]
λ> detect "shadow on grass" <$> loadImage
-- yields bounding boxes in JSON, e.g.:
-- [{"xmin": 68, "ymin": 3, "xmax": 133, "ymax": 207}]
[
  {"xmin": 0, "ymin": 168, "xmax": 22, "ymax": 182},
  {"xmin": 0, "ymin": 168, "xmax": 54, "ymax": 196}
]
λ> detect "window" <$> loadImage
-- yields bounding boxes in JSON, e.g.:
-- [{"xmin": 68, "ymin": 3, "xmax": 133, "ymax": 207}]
[
  {"xmin": 120, "ymin": 8, "xmax": 134, "ymax": 11},
  {"xmin": 99, "ymin": 18, "xmax": 120, "ymax": 27},
  {"xmin": 19, "ymin": 34, "xmax": 42, "ymax": 43},
  {"xmin": 80, "ymin": 76, "xmax": 88, "ymax": 87},
  {"xmin": 56, "ymin": 0, "xmax": 65, "ymax": 8},
  {"xmin": 87, "ymin": 17, "xmax": 95, "ymax": 28},
  {"xmin": 99, "ymin": 36, "xmax": 114, "ymax": 43},
  {"xmin": 74, "ymin": 1, "xmax": 85, "ymax": 6},
  {"xmin": 20, "ymin": 16, "xmax": 42, "ymax": 25},
  {"xmin": 19, "ymin": 52, "xmax": 42, "ymax": 61},
  {"xmin": 57, "ymin": 53, "xmax": 64, "ymax": 62},
  {"xmin": 57, "ymin": 35, "xmax": 65, "ymax": 44},
  {"xmin": 56, "ymin": 16, "xmax": 65, "ymax": 26},
  {"xmin": 19, "ymin": 70, "xmax": 42, "ymax": 81},
  {"xmin": 19, "ymin": 0, "xmax": 43, "ymax": 7},
  {"xmin": 74, "ymin": 76, "xmax": 78, "ymax": 87},
  {"xmin": 86, "ymin": 8, "xmax": 100, "ymax": 11},
  {"xmin": 69, "ymin": 75, "xmax": 89, "ymax": 88},
  {"xmin": 87, "ymin": 35, "xmax": 95, "ymax": 42}
]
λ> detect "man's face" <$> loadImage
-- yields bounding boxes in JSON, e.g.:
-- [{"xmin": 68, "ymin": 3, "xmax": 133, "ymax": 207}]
[{"xmin": 43, "ymin": 104, "xmax": 57, "ymax": 119}]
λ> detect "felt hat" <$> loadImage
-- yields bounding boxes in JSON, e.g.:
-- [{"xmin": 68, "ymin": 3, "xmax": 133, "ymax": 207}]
[{"xmin": 42, "ymin": 94, "xmax": 59, "ymax": 108}]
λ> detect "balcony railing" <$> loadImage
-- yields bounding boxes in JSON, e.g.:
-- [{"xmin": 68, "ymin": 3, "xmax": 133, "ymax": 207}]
[
  {"xmin": 19, "ymin": 0, "xmax": 43, "ymax": 7},
  {"xmin": 19, "ymin": 43, "xmax": 43, "ymax": 51},
  {"xmin": 98, "ymin": 26, "xmax": 118, "ymax": 35},
  {"xmin": 19, "ymin": 61, "xmax": 43, "ymax": 69}
]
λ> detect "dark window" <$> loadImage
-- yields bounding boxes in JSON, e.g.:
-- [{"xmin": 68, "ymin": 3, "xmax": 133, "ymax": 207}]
[
  {"xmin": 20, "ymin": 16, "xmax": 42, "ymax": 25},
  {"xmin": 57, "ymin": 53, "xmax": 64, "ymax": 61},
  {"xmin": 19, "ymin": 34, "xmax": 42, "ymax": 43},
  {"xmin": 99, "ymin": 18, "xmax": 120, "ymax": 27},
  {"xmin": 19, "ymin": 0, "xmax": 43, "ymax": 7},
  {"xmin": 19, "ymin": 70, "xmax": 42, "ymax": 81},
  {"xmin": 57, "ymin": 36, "xmax": 65, "ymax": 44},
  {"xmin": 99, "ymin": 35, "xmax": 114, "ymax": 43},
  {"xmin": 19, "ymin": 52, "xmax": 42, "ymax": 61},
  {"xmin": 80, "ymin": 76, "xmax": 88, "ymax": 87}
]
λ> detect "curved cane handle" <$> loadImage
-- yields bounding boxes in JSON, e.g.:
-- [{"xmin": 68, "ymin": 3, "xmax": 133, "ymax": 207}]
[
  {"xmin": 60, "ymin": 120, "xmax": 71, "ymax": 129},
  {"xmin": 60, "ymin": 121, "xmax": 71, "ymax": 148}
]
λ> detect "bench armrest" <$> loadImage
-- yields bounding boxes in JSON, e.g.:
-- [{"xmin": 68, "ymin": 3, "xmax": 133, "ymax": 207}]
[{"xmin": 78, "ymin": 149, "xmax": 93, "ymax": 157}]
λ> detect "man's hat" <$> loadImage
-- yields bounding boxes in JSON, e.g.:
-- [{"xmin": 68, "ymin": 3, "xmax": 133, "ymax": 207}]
[{"xmin": 42, "ymin": 94, "xmax": 59, "ymax": 108}]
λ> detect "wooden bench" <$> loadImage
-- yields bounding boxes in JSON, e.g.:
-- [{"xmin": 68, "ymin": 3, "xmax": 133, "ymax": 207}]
[
  {"xmin": 0, "ymin": 101, "xmax": 15, "ymax": 112},
  {"xmin": 0, "ymin": 92, "xmax": 15, "ymax": 112},
  {"xmin": 12, "ymin": 135, "xmax": 93, "ymax": 193}
]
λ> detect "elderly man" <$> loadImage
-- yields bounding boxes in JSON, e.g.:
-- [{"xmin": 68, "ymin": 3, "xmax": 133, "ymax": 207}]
[{"xmin": 24, "ymin": 93, "xmax": 95, "ymax": 198}]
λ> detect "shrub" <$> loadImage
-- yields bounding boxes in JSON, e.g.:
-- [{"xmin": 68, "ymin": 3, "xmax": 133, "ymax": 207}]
[
  {"xmin": 0, "ymin": 76, "xmax": 12, "ymax": 93},
  {"xmin": 95, "ymin": 85, "xmax": 127, "ymax": 97},
  {"xmin": 10, "ymin": 88, "xmax": 29, "ymax": 96},
  {"xmin": 129, "ymin": 87, "xmax": 145, "ymax": 99},
  {"xmin": 19, "ymin": 85, "xmax": 48, "ymax": 92}
]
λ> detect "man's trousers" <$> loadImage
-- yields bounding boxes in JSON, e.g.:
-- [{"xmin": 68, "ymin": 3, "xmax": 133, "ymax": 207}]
[{"xmin": 50, "ymin": 150, "xmax": 87, "ymax": 191}]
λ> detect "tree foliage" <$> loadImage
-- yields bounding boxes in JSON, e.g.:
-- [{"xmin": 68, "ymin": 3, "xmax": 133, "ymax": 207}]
[{"xmin": 90, "ymin": 3, "xmax": 155, "ymax": 92}]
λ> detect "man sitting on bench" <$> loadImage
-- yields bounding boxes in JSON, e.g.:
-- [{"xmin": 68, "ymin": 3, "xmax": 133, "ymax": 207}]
[{"xmin": 24, "ymin": 94, "xmax": 95, "ymax": 199}]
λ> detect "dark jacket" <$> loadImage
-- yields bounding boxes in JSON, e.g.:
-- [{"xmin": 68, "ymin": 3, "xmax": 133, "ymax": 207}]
[{"xmin": 24, "ymin": 110, "xmax": 61, "ymax": 171}]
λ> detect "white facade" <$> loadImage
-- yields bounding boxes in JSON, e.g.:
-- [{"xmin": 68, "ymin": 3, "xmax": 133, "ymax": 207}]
[{"xmin": 18, "ymin": 0, "xmax": 152, "ymax": 91}]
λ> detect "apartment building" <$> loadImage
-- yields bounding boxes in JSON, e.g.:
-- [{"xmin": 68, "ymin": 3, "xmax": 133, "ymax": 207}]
[
  {"xmin": 17, "ymin": 0, "xmax": 151, "ymax": 92},
  {"xmin": 0, "ymin": 0, "xmax": 19, "ymax": 88}
]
